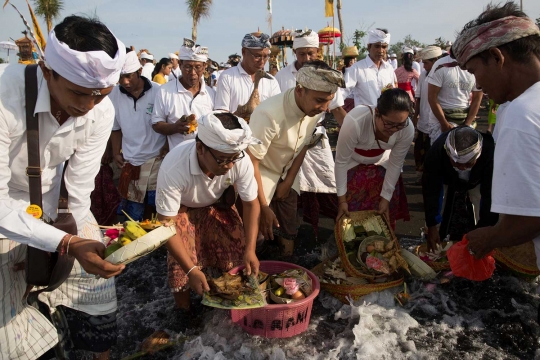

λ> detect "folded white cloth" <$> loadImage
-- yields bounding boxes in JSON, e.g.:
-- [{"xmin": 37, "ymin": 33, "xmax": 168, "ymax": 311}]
[
  {"xmin": 179, "ymin": 38, "xmax": 208, "ymax": 62},
  {"xmin": 293, "ymin": 29, "xmax": 319, "ymax": 49},
  {"xmin": 121, "ymin": 51, "xmax": 141, "ymax": 74},
  {"xmin": 367, "ymin": 29, "xmax": 391, "ymax": 45}
]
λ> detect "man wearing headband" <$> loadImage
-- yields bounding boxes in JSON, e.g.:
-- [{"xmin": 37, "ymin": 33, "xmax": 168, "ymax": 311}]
[
  {"xmin": 426, "ymin": 44, "xmax": 483, "ymax": 145},
  {"xmin": 389, "ymin": 53, "xmax": 398, "ymax": 70},
  {"xmin": 152, "ymin": 38, "xmax": 215, "ymax": 150},
  {"xmin": 109, "ymin": 49, "xmax": 167, "ymax": 222},
  {"xmin": 248, "ymin": 60, "xmax": 345, "ymax": 256},
  {"xmin": 0, "ymin": 16, "xmax": 125, "ymax": 359},
  {"xmin": 168, "ymin": 52, "xmax": 181, "ymax": 82},
  {"xmin": 214, "ymin": 32, "xmax": 280, "ymax": 114},
  {"xmin": 140, "ymin": 51, "xmax": 155, "ymax": 80},
  {"xmin": 156, "ymin": 111, "xmax": 260, "ymax": 309},
  {"xmin": 422, "ymin": 127, "xmax": 498, "ymax": 251},
  {"xmin": 452, "ymin": 4, "xmax": 540, "ymax": 272},
  {"xmin": 412, "ymin": 46, "xmax": 443, "ymax": 183},
  {"xmin": 343, "ymin": 28, "xmax": 397, "ymax": 107}
]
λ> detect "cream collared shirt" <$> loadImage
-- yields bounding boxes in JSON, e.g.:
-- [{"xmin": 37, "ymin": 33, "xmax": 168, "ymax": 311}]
[
  {"xmin": 248, "ymin": 88, "xmax": 323, "ymax": 204},
  {"xmin": 0, "ymin": 64, "xmax": 114, "ymax": 251},
  {"xmin": 214, "ymin": 63, "xmax": 281, "ymax": 113},
  {"xmin": 344, "ymin": 56, "xmax": 397, "ymax": 106},
  {"xmin": 152, "ymin": 77, "xmax": 215, "ymax": 149}
]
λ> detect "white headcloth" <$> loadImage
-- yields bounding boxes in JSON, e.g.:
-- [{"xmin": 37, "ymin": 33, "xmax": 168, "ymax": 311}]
[
  {"xmin": 198, "ymin": 111, "xmax": 262, "ymax": 153},
  {"xmin": 121, "ymin": 51, "xmax": 142, "ymax": 74},
  {"xmin": 445, "ymin": 127, "xmax": 483, "ymax": 164},
  {"xmin": 179, "ymin": 38, "xmax": 208, "ymax": 62},
  {"xmin": 367, "ymin": 29, "xmax": 391, "ymax": 45},
  {"xmin": 140, "ymin": 52, "xmax": 154, "ymax": 61},
  {"xmin": 44, "ymin": 30, "xmax": 126, "ymax": 88},
  {"xmin": 293, "ymin": 29, "xmax": 319, "ymax": 49},
  {"xmin": 168, "ymin": 52, "xmax": 179, "ymax": 60}
]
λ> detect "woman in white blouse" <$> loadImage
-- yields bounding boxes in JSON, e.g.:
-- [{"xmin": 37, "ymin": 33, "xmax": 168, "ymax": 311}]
[{"xmin": 335, "ymin": 88, "xmax": 414, "ymax": 229}]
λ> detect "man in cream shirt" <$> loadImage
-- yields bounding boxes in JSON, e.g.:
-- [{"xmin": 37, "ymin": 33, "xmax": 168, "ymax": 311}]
[{"xmin": 247, "ymin": 61, "xmax": 345, "ymax": 256}]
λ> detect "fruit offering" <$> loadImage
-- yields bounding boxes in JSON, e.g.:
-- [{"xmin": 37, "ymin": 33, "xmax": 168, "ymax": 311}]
[
  {"xmin": 103, "ymin": 220, "xmax": 147, "ymax": 258},
  {"xmin": 185, "ymin": 114, "xmax": 197, "ymax": 134},
  {"xmin": 140, "ymin": 213, "xmax": 163, "ymax": 230},
  {"xmin": 269, "ymin": 269, "xmax": 312, "ymax": 304}
]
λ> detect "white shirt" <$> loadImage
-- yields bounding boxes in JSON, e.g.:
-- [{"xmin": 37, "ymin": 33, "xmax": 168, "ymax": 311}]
[
  {"xmin": 390, "ymin": 59, "xmax": 398, "ymax": 70},
  {"xmin": 141, "ymin": 63, "xmax": 155, "ymax": 80},
  {"xmin": 109, "ymin": 79, "xmax": 166, "ymax": 166},
  {"xmin": 412, "ymin": 61, "xmax": 422, "ymax": 74},
  {"xmin": 334, "ymin": 106, "xmax": 414, "ymax": 200},
  {"xmin": 214, "ymin": 63, "xmax": 281, "ymax": 113},
  {"xmin": 156, "ymin": 140, "xmax": 258, "ymax": 216},
  {"xmin": 415, "ymin": 69, "xmax": 432, "ymax": 133},
  {"xmin": 344, "ymin": 56, "xmax": 397, "ymax": 106},
  {"xmin": 274, "ymin": 61, "xmax": 344, "ymax": 110},
  {"xmin": 490, "ymin": 82, "xmax": 540, "ymax": 267},
  {"xmin": 152, "ymin": 77, "xmax": 216, "ymax": 149},
  {"xmin": 0, "ymin": 64, "xmax": 114, "ymax": 251},
  {"xmin": 427, "ymin": 56, "xmax": 480, "ymax": 125},
  {"xmin": 168, "ymin": 66, "xmax": 181, "ymax": 82}
]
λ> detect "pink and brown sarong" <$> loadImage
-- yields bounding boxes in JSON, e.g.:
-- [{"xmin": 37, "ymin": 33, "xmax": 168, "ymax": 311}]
[{"xmin": 167, "ymin": 205, "xmax": 246, "ymax": 292}]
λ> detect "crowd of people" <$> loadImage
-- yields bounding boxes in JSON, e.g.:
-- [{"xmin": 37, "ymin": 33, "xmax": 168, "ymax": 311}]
[{"xmin": 0, "ymin": 1, "xmax": 539, "ymax": 359}]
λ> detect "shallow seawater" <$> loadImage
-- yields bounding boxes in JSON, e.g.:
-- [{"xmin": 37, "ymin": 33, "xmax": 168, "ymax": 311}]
[{"xmin": 105, "ymin": 238, "xmax": 540, "ymax": 360}]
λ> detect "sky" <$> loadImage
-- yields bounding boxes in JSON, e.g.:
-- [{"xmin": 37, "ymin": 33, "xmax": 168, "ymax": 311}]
[{"xmin": 0, "ymin": 0, "xmax": 539, "ymax": 63}]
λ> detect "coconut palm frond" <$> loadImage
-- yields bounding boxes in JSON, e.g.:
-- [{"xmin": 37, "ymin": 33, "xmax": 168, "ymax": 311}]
[
  {"xmin": 33, "ymin": 0, "xmax": 63, "ymax": 20},
  {"xmin": 186, "ymin": 0, "xmax": 213, "ymax": 21}
]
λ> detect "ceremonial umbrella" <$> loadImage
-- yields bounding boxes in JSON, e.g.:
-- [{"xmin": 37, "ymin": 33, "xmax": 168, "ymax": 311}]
[
  {"xmin": 318, "ymin": 27, "xmax": 340, "ymax": 66},
  {"xmin": 0, "ymin": 41, "xmax": 18, "ymax": 63},
  {"xmin": 270, "ymin": 27, "xmax": 294, "ymax": 67}
]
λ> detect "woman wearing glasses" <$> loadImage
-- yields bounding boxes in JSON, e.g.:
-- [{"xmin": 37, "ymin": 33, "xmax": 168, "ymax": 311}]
[{"xmin": 335, "ymin": 88, "xmax": 414, "ymax": 229}]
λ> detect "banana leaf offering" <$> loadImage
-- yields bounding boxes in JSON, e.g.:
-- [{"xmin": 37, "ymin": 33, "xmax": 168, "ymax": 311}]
[{"xmin": 202, "ymin": 272, "xmax": 268, "ymax": 309}]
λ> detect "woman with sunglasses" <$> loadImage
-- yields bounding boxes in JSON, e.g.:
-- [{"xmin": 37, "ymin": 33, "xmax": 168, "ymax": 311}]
[{"xmin": 335, "ymin": 88, "xmax": 414, "ymax": 229}]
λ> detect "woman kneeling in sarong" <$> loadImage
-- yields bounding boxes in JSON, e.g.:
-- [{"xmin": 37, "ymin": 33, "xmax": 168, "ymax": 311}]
[
  {"xmin": 335, "ymin": 88, "xmax": 414, "ymax": 229},
  {"xmin": 156, "ymin": 111, "xmax": 261, "ymax": 309}
]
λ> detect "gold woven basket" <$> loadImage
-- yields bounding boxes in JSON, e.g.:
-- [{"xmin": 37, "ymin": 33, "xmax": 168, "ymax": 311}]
[
  {"xmin": 335, "ymin": 211, "xmax": 399, "ymax": 279},
  {"xmin": 312, "ymin": 258, "xmax": 404, "ymax": 304},
  {"xmin": 493, "ymin": 241, "xmax": 540, "ymax": 278},
  {"xmin": 414, "ymin": 242, "xmax": 451, "ymax": 271}
]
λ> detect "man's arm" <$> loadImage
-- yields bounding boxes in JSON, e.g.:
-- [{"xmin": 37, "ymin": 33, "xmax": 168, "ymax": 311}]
[
  {"xmin": 464, "ymin": 91, "xmax": 483, "ymax": 126},
  {"xmin": 110, "ymin": 130, "xmax": 124, "ymax": 168},
  {"xmin": 468, "ymin": 215, "xmax": 540, "ymax": 259},
  {"xmin": 412, "ymin": 98, "xmax": 421, "ymax": 128},
  {"xmin": 274, "ymin": 145, "xmax": 308, "ymax": 201},
  {"xmin": 241, "ymin": 199, "xmax": 260, "ymax": 276},
  {"xmin": 427, "ymin": 84, "xmax": 452, "ymax": 132},
  {"xmin": 152, "ymin": 119, "xmax": 189, "ymax": 136}
]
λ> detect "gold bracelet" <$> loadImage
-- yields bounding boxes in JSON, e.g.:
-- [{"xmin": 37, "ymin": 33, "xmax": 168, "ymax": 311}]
[{"xmin": 186, "ymin": 265, "xmax": 198, "ymax": 277}]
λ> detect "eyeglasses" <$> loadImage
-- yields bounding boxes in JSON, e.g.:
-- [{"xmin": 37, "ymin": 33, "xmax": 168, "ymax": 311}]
[
  {"xmin": 182, "ymin": 64, "xmax": 205, "ymax": 73},
  {"xmin": 246, "ymin": 49, "xmax": 269, "ymax": 62},
  {"xmin": 380, "ymin": 115, "xmax": 410, "ymax": 130},
  {"xmin": 204, "ymin": 144, "xmax": 245, "ymax": 165}
]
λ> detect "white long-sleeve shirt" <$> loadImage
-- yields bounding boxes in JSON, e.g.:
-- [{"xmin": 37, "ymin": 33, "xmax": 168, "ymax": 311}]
[
  {"xmin": 334, "ymin": 106, "xmax": 414, "ymax": 200},
  {"xmin": 0, "ymin": 64, "xmax": 114, "ymax": 251},
  {"xmin": 343, "ymin": 57, "xmax": 397, "ymax": 107}
]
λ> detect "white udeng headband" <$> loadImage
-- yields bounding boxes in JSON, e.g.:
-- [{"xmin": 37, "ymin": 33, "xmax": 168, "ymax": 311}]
[
  {"xmin": 44, "ymin": 30, "xmax": 126, "ymax": 88},
  {"xmin": 367, "ymin": 29, "xmax": 391, "ymax": 45},
  {"xmin": 121, "ymin": 51, "xmax": 142, "ymax": 74},
  {"xmin": 198, "ymin": 111, "xmax": 262, "ymax": 154},
  {"xmin": 445, "ymin": 129, "xmax": 483, "ymax": 164}
]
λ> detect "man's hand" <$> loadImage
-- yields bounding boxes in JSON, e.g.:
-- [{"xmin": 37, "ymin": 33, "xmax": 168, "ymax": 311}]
[
  {"xmin": 260, "ymin": 205, "xmax": 279, "ymax": 240},
  {"xmin": 377, "ymin": 198, "xmax": 390, "ymax": 222},
  {"xmin": 336, "ymin": 201, "xmax": 350, "ymax": 221},
  {"xmin": 466, "ymin": 227, "xmax": 495, "ymax": 259},
  {"xmin": 175, "ymin": 116, "xmax": 190, "ymax": 135},
  {"xmin": 441, "ymin": 121, "xmax": 454, "ymax": 133},
  {"xmin": 188, "ymin": 268, "xmax": 210, "ymax": 295},
  {"xmin": 426, "ymin": 226, "xmax": 441, "ymax": 252},
  {"xmin": 243, "ymin": 250, "xmax": 259, "ymax": 277},
  {"xmin": 274, "ymin": 180, "xmax": 292, "ymax": 201},
  {"xmin": 101, "ymin": 149, "xmax": 113, "ymax": 165},
  {"xmin": 114, "ymin": 154, "xmax": 125, "ymax": 168},
  {"xmin": 69, "ymin": 237, "xmax": 125, "ymax": 278}
]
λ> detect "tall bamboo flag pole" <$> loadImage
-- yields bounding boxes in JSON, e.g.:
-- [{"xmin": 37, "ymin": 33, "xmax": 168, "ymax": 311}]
[{"xmin": 332, "ymin": 8, "xmax": 336, "ymax": 68}]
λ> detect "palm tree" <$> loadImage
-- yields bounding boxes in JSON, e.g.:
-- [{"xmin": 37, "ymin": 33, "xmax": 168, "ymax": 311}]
[
  {"xmin": 337, "ymin": 0, "xmax": 344, "ymax": 48},
  {"xmin": 33, "ymin": 0, "xmax": 63, "ymax": 33},
  {"xmin": 186, "ymin": 0, "xmax": 213, "ymax": 43}
]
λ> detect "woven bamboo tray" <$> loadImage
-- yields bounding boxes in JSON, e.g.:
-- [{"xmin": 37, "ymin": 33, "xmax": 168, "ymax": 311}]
[
  {"xmin": 414, "ymin": 242, "xmax": 451, "ymax": 271},
  {"xmin": 312, "ymin": 258, "xmax": 404, "ymax": 304},
  {"xmin": 335, "ymin": 211, "xmax": 399, "ymax": 279},
  {"xmin": 493, "ymin": 241, "xmax": 540, "ymax": 278}
]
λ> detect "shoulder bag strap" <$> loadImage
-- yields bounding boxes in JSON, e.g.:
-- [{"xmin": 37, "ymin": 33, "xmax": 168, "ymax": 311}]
[{"xmin": 24, "ymin": 65, "xmax": 43, "ymax": 208}]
